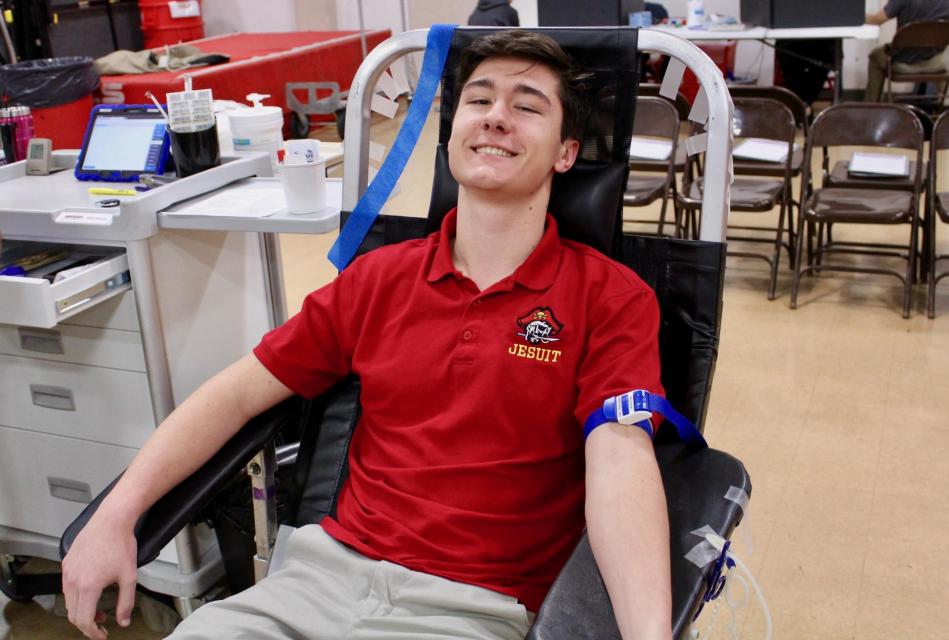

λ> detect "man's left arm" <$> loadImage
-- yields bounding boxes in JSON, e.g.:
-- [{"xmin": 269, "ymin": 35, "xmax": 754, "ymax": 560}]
[{"xmin": 585, "ymin": 421, "xmax": 672, "ymax": 640}]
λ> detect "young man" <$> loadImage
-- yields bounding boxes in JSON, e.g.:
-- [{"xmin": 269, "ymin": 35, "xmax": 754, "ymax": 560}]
[
  {"xmin": 865, "ymin": 0, "xmax": 949, "ymax": 101},
  {"xmin": 62, "ymin": 30, "xmax": 672, "ymax": 640}
]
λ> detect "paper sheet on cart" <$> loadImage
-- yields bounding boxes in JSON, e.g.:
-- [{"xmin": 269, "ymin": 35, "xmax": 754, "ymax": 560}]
[
  {"xmin": 166, "ymin": 183, "xmax": 284, "ymax": 217},
  {"xmin": 732, "ymin": 138, "xmax": 795, "ymax": 163},
  {"xmin": 630, "ymin": 136, "xmax": 673, "ymax": 160},
  {"xmin": 848, "ymin": 152, "xmax": 909, "ymax": 177}
]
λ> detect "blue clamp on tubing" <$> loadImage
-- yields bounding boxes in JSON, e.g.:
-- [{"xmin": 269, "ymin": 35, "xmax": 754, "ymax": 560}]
[
  {"xmin": 692, "ymin": 539, "xmax": 736, "ymax": 621},
  {"xmin": 328, "ymin": 24, "xmax": 457, "ymax": 271},
  {"xmin": 583, "ymin": 389, "xmax": 708, "ymax": 447}
]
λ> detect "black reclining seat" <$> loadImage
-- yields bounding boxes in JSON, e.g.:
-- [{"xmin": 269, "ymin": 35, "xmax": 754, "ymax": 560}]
[{"xmin": 63, "ymin": 27, "xmax": 750, "ymax": 640}]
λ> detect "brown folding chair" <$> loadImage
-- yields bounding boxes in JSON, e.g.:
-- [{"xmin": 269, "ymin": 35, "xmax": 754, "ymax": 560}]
[
  {"xmin": 623, "ymin": 96, "xmax": 681, "ymax": 236},
  {"xmin": 885, "ymin": 20, "xmax": 949, "ymax": 107},
  {"xmin": 790, "ymin": 103, "xmax": 925, "ymax": 318},
  {"xmin": 677, "ymin": 97, "xmax": 797, "ymax": 299},
  {"xmin": 928, "ymin": 109, "xmax": 949, "ymax": 317}
]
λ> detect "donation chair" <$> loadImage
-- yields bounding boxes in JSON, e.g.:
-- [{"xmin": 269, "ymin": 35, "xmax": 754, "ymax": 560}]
[
  {"xmin": 790, "ymin": 103, "xmax": 925, "ymax": 318},
  {"xmin": 62, "ymin": 27, "xmax": 749, "ymax": 639}
]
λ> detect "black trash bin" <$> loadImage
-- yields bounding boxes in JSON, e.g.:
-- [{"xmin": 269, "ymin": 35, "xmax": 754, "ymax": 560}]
[{"xmin": 0, "ymin": 56, "xmax": 99, "ymax": 148}]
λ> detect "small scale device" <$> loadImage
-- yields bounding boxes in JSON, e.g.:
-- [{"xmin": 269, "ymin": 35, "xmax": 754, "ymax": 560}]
[{"xmin": 25, "ymin": 138, "xmax": 52, "ymax": 175}]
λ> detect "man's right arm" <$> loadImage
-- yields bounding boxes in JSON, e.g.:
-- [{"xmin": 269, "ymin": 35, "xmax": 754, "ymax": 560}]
[{"xmin": 61, "ymin": 353, "xmax": 294, "ymax": 640}]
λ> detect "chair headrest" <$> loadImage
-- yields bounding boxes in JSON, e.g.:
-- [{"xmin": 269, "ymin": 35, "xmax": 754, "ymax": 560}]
[{"xmin": 426, "ymin": 27, "xmax": 640, "ymax": 255}]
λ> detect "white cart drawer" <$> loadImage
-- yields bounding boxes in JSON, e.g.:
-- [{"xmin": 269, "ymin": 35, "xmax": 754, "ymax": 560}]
[
  {"xmin": 0, "ymin": 426, "xmax": 136, "ymax": 539},
  {"xmin": 0, "ymin": 354, "xmax": 154, "ymax": 447},
  {"xmin": 0, "ymin": 324, "xmax": 145, "ymax": 371},
  {"xmin": 0, "ymin": 241, "xmax": 131, "ymax": 329},
  {"xmin": 61, "ymin": 289, "xmax": 140, "ymax": 332}
]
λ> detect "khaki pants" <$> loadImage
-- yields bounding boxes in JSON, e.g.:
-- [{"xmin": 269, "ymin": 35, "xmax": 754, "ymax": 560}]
[
  {"xmin": 168, "ymin": 525, "xmax": 533, "ymax": 639},
  {"xmin": 866, "ymin": 46, "xmax": 948, "ymax": 102}
]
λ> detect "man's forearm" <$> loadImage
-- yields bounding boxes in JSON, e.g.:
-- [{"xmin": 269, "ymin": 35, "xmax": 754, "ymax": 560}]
[
  {"xmin": 585, "ymin": 423, "xmax": 672, "ymax": 640},
  {"xmin": 96, "ymin": 353, "xmax": 292, "ymax": 527}
]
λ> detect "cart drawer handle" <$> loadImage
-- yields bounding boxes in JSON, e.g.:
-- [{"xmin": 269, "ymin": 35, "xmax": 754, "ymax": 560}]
[
  {"xmin": 19, "ymin": 328, "xmax": 64, "ymax": 355},
  {"xmin": 47, "ymin": 477, "xmax": 91, "ymax": 504},
  {"xmin": 29, "ymin": 385, "xmax": 75, "ymax": 411}
]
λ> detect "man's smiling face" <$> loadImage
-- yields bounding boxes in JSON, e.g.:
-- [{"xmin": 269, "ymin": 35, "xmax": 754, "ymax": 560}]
[{"xmin": 447, "ymin": 56, "xmax": 579, "ymax": 200}]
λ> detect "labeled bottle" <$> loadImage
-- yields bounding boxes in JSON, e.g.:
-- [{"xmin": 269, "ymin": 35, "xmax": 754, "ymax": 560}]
[
  {"xmin": 687, "ymin": 0, "xmax": 706, "ymax": 28},
  {"xmin": 0, "ymin": 108, "xmax": 16, "ymax": 165},
  {"xmin": 10, "ymin": 106, "xmax": 34, "ymax": 162}
]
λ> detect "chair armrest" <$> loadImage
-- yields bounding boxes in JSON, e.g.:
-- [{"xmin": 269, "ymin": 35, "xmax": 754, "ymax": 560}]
[
  {"xmin": 59, "ymin": 397, "xmax": 306, "ymax": 566},
  {"xmin": 526, "ymin": 443, "xmax": 751, "ymax": 640}
]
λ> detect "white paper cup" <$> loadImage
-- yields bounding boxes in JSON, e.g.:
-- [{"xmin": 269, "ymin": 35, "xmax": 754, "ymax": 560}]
[{"xmin": 280, "ymin": 160, "xmax": 326, "ymax": 214}]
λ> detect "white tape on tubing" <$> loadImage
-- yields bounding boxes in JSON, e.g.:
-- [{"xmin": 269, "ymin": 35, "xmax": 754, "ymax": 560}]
[
  {"xmin": 376, "ymin": 71, "xmax": 398, "ymax": 101},
  {"xmin": 689, "ymin": 86, "xmax": 709, "ymax": 125},
  {"xmin": 725, "ymin": 486, "xmax": 749, "ymax": 512},
  {"xmin": 371, "ymin": 94, "xmax": 399, "ymax": 119},
  {"xmin": 660, "ymin": 58, "xmax": 686, "ymax": 100},
  {"xmin": 685, "ymin": 132, "xmax": 708, "ymax": 156},
  {"xmin": 685, "ymin": 525, "xmax": 722, "ymax": 568}
]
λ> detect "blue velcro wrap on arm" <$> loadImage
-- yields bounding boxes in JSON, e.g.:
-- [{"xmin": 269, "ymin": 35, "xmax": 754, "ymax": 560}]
[
  {"xmin": 583, "ymin": 390, "xmax": 708, "ymax": 447},
  {"xmin": 328, "ymin": 24, "xmax": 456, "ymax": 271}
]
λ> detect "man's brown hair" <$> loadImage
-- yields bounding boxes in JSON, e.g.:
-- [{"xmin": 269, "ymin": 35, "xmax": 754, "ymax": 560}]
[{"xmin": 455, "ymin": 30, "xmax": 591, "ymax": 142}]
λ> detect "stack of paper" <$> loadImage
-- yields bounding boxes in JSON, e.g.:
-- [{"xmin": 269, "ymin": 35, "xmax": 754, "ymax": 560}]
[
  {"xmin": 629, "ymin": 136, "xmax": 673, "ymax": 161},
  {"xmin": 732, "ymin": 138, "xmax": 794, "ymax": 163},
  {"xmin": 848, "ymin": 152, "xmax": 909, "ymax": 177}
]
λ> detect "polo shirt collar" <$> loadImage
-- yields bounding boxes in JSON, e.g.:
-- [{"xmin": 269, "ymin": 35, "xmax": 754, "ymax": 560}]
[{"xmin": 426, "ymin": 208, "xmax": 563, "ymax": 290}]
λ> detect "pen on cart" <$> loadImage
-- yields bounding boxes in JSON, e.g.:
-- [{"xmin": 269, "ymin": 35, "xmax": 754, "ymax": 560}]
[
  {"xmin": 88, "ymin": 187, "xmax": 138, "ymax": 196},
  {"xmin": 145, "ymin": 91, "xmax": 170, "ymax": 122}
]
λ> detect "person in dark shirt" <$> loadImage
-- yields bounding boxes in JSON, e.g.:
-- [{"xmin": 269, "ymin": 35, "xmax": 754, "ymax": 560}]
[
  {"xmin": 468, "ymin": 0, "xmax": 519, "ymax": 27},
  {"xmin": 865, "ymin": 0, "xmax": 949, "ymax": 101}
]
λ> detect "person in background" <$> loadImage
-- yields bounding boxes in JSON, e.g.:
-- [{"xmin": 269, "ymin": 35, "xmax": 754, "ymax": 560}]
[
  {"xmin": 468, "ymin": 0, "xmax": 519, "ymax": 27},
  {"xmin": 865, "ymin": 0, "xmax": 949, "ymax": 101}
]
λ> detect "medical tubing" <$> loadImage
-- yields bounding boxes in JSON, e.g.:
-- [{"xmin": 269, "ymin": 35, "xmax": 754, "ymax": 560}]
[{"xmin": 729, "ymin": 550, "xmax": 772, "ymax": 640}]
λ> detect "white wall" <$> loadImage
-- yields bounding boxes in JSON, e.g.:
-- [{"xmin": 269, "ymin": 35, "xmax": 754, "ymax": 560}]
[{"xmin": 202, "ymin": 0, "xmax": 297, "ymax": 35}]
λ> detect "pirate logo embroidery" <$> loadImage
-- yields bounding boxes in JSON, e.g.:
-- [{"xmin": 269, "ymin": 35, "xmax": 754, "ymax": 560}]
[{"xmin": 516, "ymin": 307, "xmax": 563, "ymax": 344}]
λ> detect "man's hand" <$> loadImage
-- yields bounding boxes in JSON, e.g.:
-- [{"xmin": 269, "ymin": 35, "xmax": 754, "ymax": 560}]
[{"xmin": 62, "ymin": 509, "xmax": 139, "ymax": 640}]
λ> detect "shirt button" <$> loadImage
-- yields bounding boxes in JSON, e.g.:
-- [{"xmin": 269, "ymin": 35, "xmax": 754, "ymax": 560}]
[{"xmin": 463, "ymin": 330, "xmax": 473, "ymax": 341}]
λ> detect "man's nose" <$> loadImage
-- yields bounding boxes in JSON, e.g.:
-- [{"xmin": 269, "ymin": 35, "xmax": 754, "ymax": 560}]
[{"xmin": 482, "ymin": 101, "xmax": 510, "ymax": 131}]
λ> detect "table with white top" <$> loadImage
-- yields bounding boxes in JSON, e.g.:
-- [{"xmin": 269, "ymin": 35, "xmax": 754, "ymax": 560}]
[{"xmin": 648, "ymin": 24, "xmax": 881, "ymax": 102}]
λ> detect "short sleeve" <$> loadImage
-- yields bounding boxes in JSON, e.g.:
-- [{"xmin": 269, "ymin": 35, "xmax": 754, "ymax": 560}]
[
  {"xmin": 253, "ymin": 265, "xmax": 359, "ymax": 398},
  {"xmin": 574, "ymin": 285, "xmax": 663, "ymax": 429},
  {"xmin": 883, "ymin": 0, "xmax": 903, "ymax": 19}
]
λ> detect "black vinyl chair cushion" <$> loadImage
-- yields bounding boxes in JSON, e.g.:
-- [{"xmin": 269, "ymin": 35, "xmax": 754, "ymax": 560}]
[
  {"xmin": 60, "ymin": 397, "xmax": 307, "ymax": 564},
  {"xmin": 527, "ymin": 443, "xmax": 750, "ymax": 640}
]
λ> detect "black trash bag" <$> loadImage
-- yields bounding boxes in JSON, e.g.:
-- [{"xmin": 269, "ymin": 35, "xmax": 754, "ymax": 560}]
[{"xmin": 0, "ymin": 56, "xmax": 99, "ymax": 108}]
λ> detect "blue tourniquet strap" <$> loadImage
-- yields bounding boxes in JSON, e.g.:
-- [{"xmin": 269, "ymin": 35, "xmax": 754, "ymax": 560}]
[
  {"xmin": 583, "ymin": 390, "xmax": 708, "ymax": 447},
  {"xmin": 328, "ymin": 24, "xmax": 456, "ymax": 271}
]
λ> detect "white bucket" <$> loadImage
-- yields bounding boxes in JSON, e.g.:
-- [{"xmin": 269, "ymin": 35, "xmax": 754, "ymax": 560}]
[{"xmin": 229, "ymin": 94, "xmax": 284, "ymax": 157}]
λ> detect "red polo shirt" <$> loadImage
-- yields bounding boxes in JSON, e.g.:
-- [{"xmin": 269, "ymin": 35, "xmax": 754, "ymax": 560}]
[{"xmin": 253, "ymin": 209, "xmax": 662, "ymax": 612}]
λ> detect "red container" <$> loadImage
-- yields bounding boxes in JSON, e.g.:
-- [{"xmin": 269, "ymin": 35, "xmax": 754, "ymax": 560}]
[
  {"xmin": 679, "ymin": 40, "xmax": 737, "ymax": 102},
  {"xmin": 140, "ymin": 0, "xmax": 205, "ymax": 49},
  {"xmin": 31, "ymin": 94, "xmax": 93, "ymax": 149}
]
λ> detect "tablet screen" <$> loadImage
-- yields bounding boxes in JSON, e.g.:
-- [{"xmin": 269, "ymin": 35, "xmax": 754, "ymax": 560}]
[{"xmin": 80, "ymin": 109, "xmax": 168, "ymax": 173}]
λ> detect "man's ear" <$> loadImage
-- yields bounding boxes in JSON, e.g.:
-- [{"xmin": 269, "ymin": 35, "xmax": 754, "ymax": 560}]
[{"xmin": 554, "ymin": 138, "xmax": 580, "ymax": 174}]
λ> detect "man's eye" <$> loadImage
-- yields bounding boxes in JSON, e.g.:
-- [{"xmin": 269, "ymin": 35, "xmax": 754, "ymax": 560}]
[
  {"xmin": 516, "ymin": 105, "xmax": 540, "ymax": 114},
  {"xmin": 468, "ymin": 98, "xmax": 490, "ymax": 105}
]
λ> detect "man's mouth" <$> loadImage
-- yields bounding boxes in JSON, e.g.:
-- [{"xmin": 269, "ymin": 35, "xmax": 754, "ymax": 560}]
[{"xmin": 473, "ymin": 145, "xmax": 516, "ymax": 158}]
